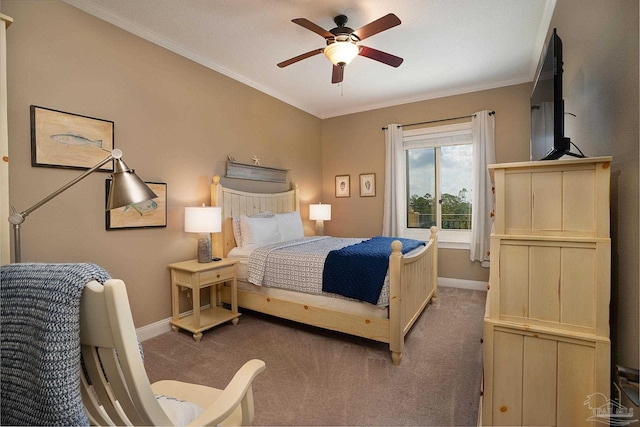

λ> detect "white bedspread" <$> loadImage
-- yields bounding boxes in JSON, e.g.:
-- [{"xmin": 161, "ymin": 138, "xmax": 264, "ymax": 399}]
[{"xmin": 245, "ymin": 236, "xmax": 391, "ymax": 307}]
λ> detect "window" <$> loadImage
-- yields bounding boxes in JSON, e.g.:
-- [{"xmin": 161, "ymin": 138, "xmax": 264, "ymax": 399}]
[{"xmin": 402, "ymin": 122, "xmax": 473, "ymax": 248}]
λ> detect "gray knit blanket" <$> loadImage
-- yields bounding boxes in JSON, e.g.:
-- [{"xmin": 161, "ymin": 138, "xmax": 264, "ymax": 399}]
[{"xmin": 1, "ymin": 263, "xmax": 110, "ymax": 426}]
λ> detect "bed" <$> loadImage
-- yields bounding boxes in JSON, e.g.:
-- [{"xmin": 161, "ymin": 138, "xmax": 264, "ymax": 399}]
[{"xmin": 210, "ymin": 175, "xmax": 438, "ymax": 365}]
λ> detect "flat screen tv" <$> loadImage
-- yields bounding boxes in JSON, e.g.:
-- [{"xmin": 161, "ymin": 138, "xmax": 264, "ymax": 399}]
[{"xmin": 530, "ymin": 29, "xmax": 582, "ymax": 160}]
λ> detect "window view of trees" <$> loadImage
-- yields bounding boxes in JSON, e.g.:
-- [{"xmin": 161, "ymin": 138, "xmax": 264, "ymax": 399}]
[
  {"xmin": 408, "ymin": 189, "xmax": 472, "ymax": 230},
  {"xmin": 402, "ymin": 124, "xmax": 473, "ymax": 241}
]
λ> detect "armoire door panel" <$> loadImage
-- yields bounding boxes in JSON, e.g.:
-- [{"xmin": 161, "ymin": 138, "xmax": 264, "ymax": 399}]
[
  {"xmin": 557, "ymin": 342, "xmax": 595, "ymax": 426},
  {"xmin": 563, "ymin": 169, "xmax": 596, "ymax": 232},
  {"xmin": 499, "ymin": 245, "xmax": 529, "ymax": 318},
  {"xmin": 522, "ymin": 335, "xmax": 558, "ymax": 426},
  {"xmin": 504, "ymin": 172, "xmax": 531, "ymax": 232},
  {"xmin": 531, "ymin": 171, "xmax": 563, "ymax": 231},
  {"xmin": 561, "ymin": 247, "xmax": 596, "ymax": 328},
  {"xmin": 529, "ymin": 245, "xmax": 561, "ymax": 322},
  {"xmin": 492, "ymin": 331, "xmax": 524, "ymax": 426}
]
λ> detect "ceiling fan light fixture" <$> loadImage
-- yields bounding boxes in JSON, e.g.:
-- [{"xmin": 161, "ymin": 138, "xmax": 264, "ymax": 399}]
[
  {"xmin": 280, "ymin": 14, "xmax": 402, "ymax": 84},
  {"xmin": 324, "ymin": 41, "xmax": 359, "ymax": 67}
]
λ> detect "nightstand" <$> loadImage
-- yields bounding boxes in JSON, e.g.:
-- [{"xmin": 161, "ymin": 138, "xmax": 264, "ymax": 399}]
[{"xmin": 167, "ymin": 258, "xmax": 240, "ymax": 342}]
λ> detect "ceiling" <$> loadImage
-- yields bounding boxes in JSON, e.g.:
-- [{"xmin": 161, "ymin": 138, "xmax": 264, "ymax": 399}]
[{"xmin": 62, "ymin": 0, "xmax": 556, "ymax": 119}]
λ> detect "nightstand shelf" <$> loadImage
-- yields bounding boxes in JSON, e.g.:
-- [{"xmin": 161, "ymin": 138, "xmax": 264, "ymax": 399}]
[
  {"xmin": 168, "ymin": 258, "xmax": 240, "ymax": 342},
  {"xmin": 173, "ymin": 306, "xmax": 238, "ymax": 334}
]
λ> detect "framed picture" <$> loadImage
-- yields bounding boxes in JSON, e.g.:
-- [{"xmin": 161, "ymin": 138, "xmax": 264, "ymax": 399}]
[
  {"xmin": 31, "ymin": 105, "xmax": 114, "ymax": 171},
  {"xmin": 335, "ymin": 175, "xmax": 350, "ymax": 198},
  {"xmin": 360, "ymin": 173, "xmax": 376, "ymax": 197},
  {"xmin": 106, "ymin": 180, "xmax": 167, "ymax": 230}
]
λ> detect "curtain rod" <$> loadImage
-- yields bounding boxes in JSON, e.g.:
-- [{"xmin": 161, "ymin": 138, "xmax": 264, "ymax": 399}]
[{"xmin": 381, "ymin": 111, "xmax": 495, "ymax": 130}]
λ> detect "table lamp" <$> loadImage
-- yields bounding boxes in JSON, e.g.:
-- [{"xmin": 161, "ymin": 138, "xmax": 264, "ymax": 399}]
[
  {"xmin": 309, "ymin": 203, "xmax": 331, "ymax": 236},
  {"xmin": 185, "ymin": 206, "xmax": 222, "ymax": 263}
]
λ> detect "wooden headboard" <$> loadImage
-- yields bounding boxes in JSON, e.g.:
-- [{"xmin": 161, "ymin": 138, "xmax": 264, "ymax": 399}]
[{"xmin": 210, "ymin": 175, "xmax": 300, "ymax": 257}]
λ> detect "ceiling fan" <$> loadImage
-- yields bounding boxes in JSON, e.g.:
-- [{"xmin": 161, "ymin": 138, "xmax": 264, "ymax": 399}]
[{"xmin": 277, "ymin": 13, "xmax": 403, "ymax": 84}]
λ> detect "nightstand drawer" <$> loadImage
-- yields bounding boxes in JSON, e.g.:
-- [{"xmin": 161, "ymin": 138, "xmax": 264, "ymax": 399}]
[{"xmin": 201, "ymin": 265, "xmax": 235, "ymax": 283}]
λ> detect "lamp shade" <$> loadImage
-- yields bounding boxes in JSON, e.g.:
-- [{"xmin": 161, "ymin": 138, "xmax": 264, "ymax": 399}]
[
  {"xmin": 309, "ymin": 203, "xmax": 331, "ymax": 221},
  {"xmin": 185, "ymin": 206, "xmax": 222, "ymax": 233},
  {"xmin": 324, "ymin": 42, "xmax": 359, "ymax": 67},
  {"xmin": 107, "ymin": 158, "xmax": 158, "ymax": 210}
]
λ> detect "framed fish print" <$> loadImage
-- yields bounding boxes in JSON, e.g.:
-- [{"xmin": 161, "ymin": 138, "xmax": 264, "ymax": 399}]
[
  {"xmin": 105, "ymin": 180, "xmax": 167, "ymax": 230},
  {"xmin": 31, "ymin": 105, "xmax": 115, "ymax": 171}
]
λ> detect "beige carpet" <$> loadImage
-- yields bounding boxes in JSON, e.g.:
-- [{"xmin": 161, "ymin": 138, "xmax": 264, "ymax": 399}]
[{"xmin": 142, "ymin": 286, "xmax": 486, "ymax": 426}]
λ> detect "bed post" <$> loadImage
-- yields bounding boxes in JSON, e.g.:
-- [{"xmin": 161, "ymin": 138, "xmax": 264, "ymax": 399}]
[
  {"xmin": 430, "ymin": 226, "xmax": 438, "ymax": 302},
  {"xmin": 211, "ymin": 175, "xmax": 224, "ymax": 258},
  {"xmin": 388, "ymin": 240, "xmax": 403, "ymax": 365},
  {"xmin": 291, "ymin": 182, "xmax": 300, "ymax": 212}
]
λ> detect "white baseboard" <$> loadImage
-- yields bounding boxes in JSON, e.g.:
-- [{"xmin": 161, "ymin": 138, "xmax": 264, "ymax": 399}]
[
  {"xmin": 136, "ymin": 306, "xmax": 207, "ymax": 342},
  {"xmin": 136, "ymin": 317, "xmax": 172, "ymax": 341},
  {"xmin": 438, "ymin": 277, "xmax": 488, "ymax": 291},
  {"xmin": 136, "ymin": 279, "xmax": 487, "ymax": 340}
]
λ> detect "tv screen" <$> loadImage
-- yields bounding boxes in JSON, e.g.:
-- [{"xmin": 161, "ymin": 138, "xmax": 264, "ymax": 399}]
[{"xmin": 530, "ymin": 29, "xmax": 573, "ymax": 160}]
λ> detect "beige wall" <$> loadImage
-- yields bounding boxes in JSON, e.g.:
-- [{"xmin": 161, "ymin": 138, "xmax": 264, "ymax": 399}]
[
  {"xmin": 321, "ymin": 83, "xmax": 531, "ymax": 281},
  {"xmin": 2, "ymin": 0, "xmax": 322, "ymax": 327},
  {"xmin": 549, "ymin": 0, "xmax": 639, "ymax": 373},
  {"xmin": 3, "ymin": 0, "xmax": 638, "ymax": 375}
]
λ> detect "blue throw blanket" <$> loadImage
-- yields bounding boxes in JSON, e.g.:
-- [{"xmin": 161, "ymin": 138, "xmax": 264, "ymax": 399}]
[
  {"xmin": 1, "ymin": 263, "xmax": 110, "ymax": 426},
  {"xmin": 322, "ymin": 236, "xmax": 426, "ymax": 304}
]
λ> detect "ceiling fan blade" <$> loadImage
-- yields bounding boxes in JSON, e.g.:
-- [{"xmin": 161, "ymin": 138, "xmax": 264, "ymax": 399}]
[
  {"xmin": 359, "ymin": 46, "xmax": 404, "ymax": 67},
  {"xmin": 277, "ymin": 48, "xmax": 324, "ymax": 68},
  {"xmin": 331, "ymin": 65, "xmax": 344, "ymax": 84},
  {"xmin": 292, "ymin": 18, "xmax": 334, "ymax": 38},
  {"xmin": 352, "ymin": 13, "xmax": 401, "ymax": 41}
]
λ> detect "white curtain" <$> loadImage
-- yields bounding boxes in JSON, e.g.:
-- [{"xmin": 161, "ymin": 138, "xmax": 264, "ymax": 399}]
[
  {"xmin": 382, "ymin": 124, "xmax": 405, "ymax": 237},
  {"xmin": 470, "ymin": 110, "xmax": 496, "ymax": 265}
]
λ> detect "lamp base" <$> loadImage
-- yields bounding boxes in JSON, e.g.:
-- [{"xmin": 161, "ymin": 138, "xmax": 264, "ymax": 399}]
[
  {"xmin": 315, "ymin": 220, "xmax": 325, "ymax": 236},
  {"xmin": 196, "ymin": 233, "xmax": 212, "ymax": 263}
]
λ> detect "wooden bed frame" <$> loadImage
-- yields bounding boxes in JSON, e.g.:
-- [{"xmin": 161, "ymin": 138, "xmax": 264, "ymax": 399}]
[{"xmin": 210, "ymin": 175, "xmax": 438, "ymax": 365}]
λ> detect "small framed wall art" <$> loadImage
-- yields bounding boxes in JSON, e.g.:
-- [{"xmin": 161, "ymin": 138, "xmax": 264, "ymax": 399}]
[
  {"xmin": 335, "ymin": 175, "xmax": 350, "ymax": 198},
  {"xmin": 359, "ymin": 173, "xmax": 376, "ymax": 197},
  {"xmin": 105, "ymin": 180, "xmax": 167, "ymax": 230},
  {"xmin": 30, "ymin": 105, "xmax": 115, "ymax": 171}
]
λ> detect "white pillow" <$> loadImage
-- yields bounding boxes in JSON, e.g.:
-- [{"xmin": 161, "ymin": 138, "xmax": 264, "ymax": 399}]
[
  {"xmin": 156, "ymin": 395, "xmax": 203, "ymax": 427},
  {"xmin": 240, "ymin": 214, "xmax": 280, "ymax": 249},
  {"xmin": 232, "ymin": 217, "xmax": 242, "ymax": 246},
  {"xmin": 232, "ymin": 211, "xmax": 273, "ymax": 247},
  {"xmin": 276, "ymin": 211, "xmax": 304, "ymax": 242}
]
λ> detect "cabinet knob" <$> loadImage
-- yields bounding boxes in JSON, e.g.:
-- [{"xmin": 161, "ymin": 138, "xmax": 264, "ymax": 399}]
[{"xmin": 216, "ymin": 272, "xmax": 221, "ymax": 278}]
